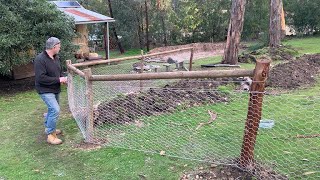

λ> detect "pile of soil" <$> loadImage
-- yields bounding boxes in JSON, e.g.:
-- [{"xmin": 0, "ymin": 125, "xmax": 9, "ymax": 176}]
[
  {"xmin": 267, "ymin": 54, "xmax": 320, "ymax": 89},
  {"xmin": 238, "ymin": 46, "xmax": 299, "ymax": 63},
  {"xmin": 94, "ymin": 78, "xmax": 232, "ymax": 126}
]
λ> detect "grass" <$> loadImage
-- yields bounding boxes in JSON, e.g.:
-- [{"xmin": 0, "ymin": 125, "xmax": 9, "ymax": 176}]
[
  {"xmin": 1, "ymin": 37, "xmax": 320, "ymax": 179},
  {"xmin": 0, "ymin": 89, "xmax": 200, "ymax": 179},
  {"xmin": 283, "ymin": 36, "xmax": 320, "ymax": 55}
]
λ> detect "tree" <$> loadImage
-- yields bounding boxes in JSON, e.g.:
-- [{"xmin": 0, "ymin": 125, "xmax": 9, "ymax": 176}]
[
  {"xmin": 145, "ymin": 0, "xmax": 150, "ymax": 51},
  {"xmin": 0, "ymin": 0, "xmax": 76, "ymax": 75},
  {"xmin": 222, "ymin": 0, "xmax": 247, "ymax": 65},
  {"xmin": 269, "ymin": 0, "xmax": 282, "ymax": 48},
  {"xmin": 155, "ymin": 0, "xmax": 169, "ymax": 46},
  {"xmin": 284, "ymin": 0, "xmax": 320, "ymax": 35},
  {"xmin": 243, "ymin": 0, "xmax": 269, "ymax": 40},
  {"xmin": 198, "ymin": 0, "xmax": 230, "ymax": 42},
  {"xmin": 170, "ymin": 0, "xmax": 205, "ymax": 43},
  {"xmin": 107, "ymin": 0, "xmax": 125, "ymax": 54}
]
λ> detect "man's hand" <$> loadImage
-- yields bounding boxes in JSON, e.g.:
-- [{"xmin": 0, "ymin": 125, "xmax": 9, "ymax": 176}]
[{"xmin": 59, "ymin": 77, "xmax": 68, "ymax": 84}]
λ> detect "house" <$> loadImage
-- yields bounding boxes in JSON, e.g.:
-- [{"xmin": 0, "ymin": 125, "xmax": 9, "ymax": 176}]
[
  {"xmin": 50, "ymin": 1, "xmax": 115, "ymax": 59},
  {"xmin": 12, "ymin": 1, "xmax": 114, "ymax": 79}
]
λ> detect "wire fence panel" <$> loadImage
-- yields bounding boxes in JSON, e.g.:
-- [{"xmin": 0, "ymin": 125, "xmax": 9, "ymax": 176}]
[
  {"xmin": 68, "ymin": 64, "xmax": 320, "ymax": 179},
  {"xmin": 252, "ymin": 92, "xmax": 320, "ymax": 179},
  {"xmin": 67, "ymin": 73, "xmax": 88, "ymax": 138}
]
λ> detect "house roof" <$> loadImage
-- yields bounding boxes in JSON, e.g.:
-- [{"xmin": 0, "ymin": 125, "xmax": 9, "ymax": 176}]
[{"xmin": 50, "ymin": 1, "xmax": 115, "ymax": 24}]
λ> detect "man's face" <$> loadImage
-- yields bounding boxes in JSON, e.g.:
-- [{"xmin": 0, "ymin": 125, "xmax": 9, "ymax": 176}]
[{"xmin": 53, "ymin": 43, "xmax": 61, "ymax": 54}]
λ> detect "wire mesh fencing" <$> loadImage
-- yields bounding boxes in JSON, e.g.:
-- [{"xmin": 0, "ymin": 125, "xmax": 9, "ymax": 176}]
[{"xmin": 67, "ymin": 60, "xmax": 319, "ymax": 179}]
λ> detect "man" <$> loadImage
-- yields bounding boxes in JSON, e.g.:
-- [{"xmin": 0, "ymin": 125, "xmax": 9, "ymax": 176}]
[{"xmin": 34, "ymin": 37, "xmax": 67, "ymax": 145}]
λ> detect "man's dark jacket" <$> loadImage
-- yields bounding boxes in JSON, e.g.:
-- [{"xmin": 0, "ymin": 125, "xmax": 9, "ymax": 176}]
[{"xmin": 34, "ymin": 51, "xmax": 63, "ymax": 94}]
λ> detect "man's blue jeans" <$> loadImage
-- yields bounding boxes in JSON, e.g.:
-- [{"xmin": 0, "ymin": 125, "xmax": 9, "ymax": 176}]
[{"xmin": 40, "ymin": 93, "xmax": 60, "ymax": 135}]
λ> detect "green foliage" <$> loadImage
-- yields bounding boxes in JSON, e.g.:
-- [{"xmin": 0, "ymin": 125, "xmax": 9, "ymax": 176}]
[
  {"xmin": 0, "ymin": 0, "xmax": 77, "ymax": 75},
  {"xmin": 242, "ymin": 0, "xmax": 269, "ymax": 42},
  {"xmin": 284, "ymin": 0, "xmax": 320, "ymax": 35},
  {"xmin": 170, "ymin": 0, "xmax": 230, "ymax": 44},
  {"xmin": 73, "ymin": 0, "xmax": 320, "ymax": 51}
]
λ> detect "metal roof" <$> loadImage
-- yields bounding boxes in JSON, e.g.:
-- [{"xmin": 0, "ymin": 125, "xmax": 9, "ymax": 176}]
[{"xmin": 50, "ymin": 1, "xmax": 115, "ymax": 24}]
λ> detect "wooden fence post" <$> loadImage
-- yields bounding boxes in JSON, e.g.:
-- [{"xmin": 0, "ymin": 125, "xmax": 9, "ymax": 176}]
[
  {"xmin": 189, "ymin": 48, "xmax": 194, "ymax": 71},
  {"xmin": 140, "ymin": 50, "xmax": 144, "ymax": 90},
  {"xmin": 84, "ymin": 68, "xmax": 94, "ymax": 142},
  {"xmin": 66, "ymin": 60, "xmax": 74, "ymax": 111},
  {"xmin": 239, "ymin": 58, "xmax": 271, "ymax": 168}
]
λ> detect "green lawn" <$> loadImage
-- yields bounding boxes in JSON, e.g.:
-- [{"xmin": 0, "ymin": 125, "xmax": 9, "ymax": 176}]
[
  {"xmin": 1, "ymin": 37, "xmax": 320, "ymax": 179},
  {"xmin": 283, "ymin": 36, "xmax": 320, "ymax": 55},
  {"xmin": 0, "ymin": 89, "xmax": 200, "ymax": 179}
]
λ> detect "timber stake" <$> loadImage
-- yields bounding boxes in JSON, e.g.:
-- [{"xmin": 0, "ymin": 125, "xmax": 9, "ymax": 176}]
[{"xmin": 239, "ymin": 57, "xmax": 271, "ymax": 168}]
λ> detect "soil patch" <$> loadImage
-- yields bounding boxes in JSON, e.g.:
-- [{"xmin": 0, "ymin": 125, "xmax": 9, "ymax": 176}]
[
  {"xmin": 94, "ymin": 78, "xmax": 233, "ymax": 125},
  {"xmin": 0, "ymin": 76, "xmax": 35, "ymax": 95},
  {"xmin": 73, "ymin": 141, "xmax": 102, "ymax": 151},
  {"xmin": 148, "ymin": 43, "xmax": 225, "ymax": 62},
  {"xmin": 267, "ymin": 54, "xmax": 320, "ymax": 89},
  {"xmin": 181, "ymin": 165, "xmax": 252, "ymax": 180},
  {"xmin": 181, "ymin": 161, "xmax": 288, "ymax": 180},
  {"xmin": 149, "ymin": 43, "xmax": 226, "ymax": 54}
]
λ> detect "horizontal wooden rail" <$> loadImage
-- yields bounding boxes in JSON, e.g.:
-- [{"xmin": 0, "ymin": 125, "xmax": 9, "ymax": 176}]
[
  {"xmin": 73, "ymin": 47, "xmax": 193, "ymax": 68},
  {"xmin": 90, "ymin": 69, "xmax": 254, "ymax": 81},
  {"xmin": 67, "ymin": 64, "xmax": 85, "ymax": 78},
  {"xmin": 144, "ymin": 47, "xmax": 192, "ymax": 57}
]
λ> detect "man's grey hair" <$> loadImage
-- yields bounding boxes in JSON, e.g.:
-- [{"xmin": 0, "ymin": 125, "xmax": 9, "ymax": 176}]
[{"xmin": 46, "ymin": 37, "xmax": 61, "ymax": 50}]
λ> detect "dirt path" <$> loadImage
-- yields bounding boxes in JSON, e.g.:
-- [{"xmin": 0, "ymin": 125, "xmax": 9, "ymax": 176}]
[{"xmin": 148, "ymin": 42, "xmax": 225, "ymax": 62}]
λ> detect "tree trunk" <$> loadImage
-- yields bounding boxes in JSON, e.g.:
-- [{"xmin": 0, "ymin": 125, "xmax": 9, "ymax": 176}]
[
  {"xmin": 137, "ymin": 20, "xmax": 143, "ymax": 50},
  {"xmin": 280, "ymin": 2, "xmax": 286, "ymax": 39},
  {"xmin": 137, "ymin": 11, "xmax": 143, "ymax": 49},
  {"xmin": 160, "ymin": 12, "xmax": 167, "ymax": 46},
  {"xmin": 222, "ymin": 0, "xmax": 247, "ymax": 65},
  {"xmin": 269, "ymin": 0, "xmax": 282, "ymax": 48},
  {"xmin": 107, "ymin": 0, "xmax": 125, "ymax": 54},
  {"xmin": 145, "ymin": 0, "xmax": 150, "ymax": 52},
  {"xmin": 157, "ymin": 0, "xmax": 167, "ymax": 46},
  {"xmin": 140, "ymin": 5, "xmax": 145, "ymax": 49}
]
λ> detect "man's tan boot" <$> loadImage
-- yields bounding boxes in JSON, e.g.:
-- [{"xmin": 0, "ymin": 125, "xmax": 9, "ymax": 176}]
[
  {"xmin": 55, "ymin": 129, "xmax": 62, "ymax": 135},
  {"xmin": 47, "ymin": 133, "xmax": 62, "ymax": 145}
]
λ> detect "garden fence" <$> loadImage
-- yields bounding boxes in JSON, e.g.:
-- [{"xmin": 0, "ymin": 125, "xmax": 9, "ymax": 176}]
[{"xmin": 67, "ymin": 52, "xmax": 319, "ymax": 179}]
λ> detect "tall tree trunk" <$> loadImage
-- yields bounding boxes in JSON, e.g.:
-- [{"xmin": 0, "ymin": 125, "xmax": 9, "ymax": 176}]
[
  {"xmin": 157, "ymin": 0, "xmax": 167, "ymax": 46},
  {"xmin": 145, "ymin": 0, "xmax": 150, "ymax": 52},
  {"xmin": 137, "ymin": 14, "xmax": 144, "ymax": 49},
  {"xmin": 160, "ymin": 12, "xmax": 167, "ymax": 46},
  {"xmin": 269, "ymin": 0, "xmax": 282, "ymax": 48},
  {"xmin": 280, "ymin": 2, "xmax": 286, "ymax": 39},
  {"xmin": 222, "ymin": 0, "xmax": 247, "ymax": 65},
  {"xmin": 140, "ymin": 5, "xmax": 145, "ymax": 48},
  {"xmin": 107, "ymin": 0, "xmax": 125, "ymax": 54}
]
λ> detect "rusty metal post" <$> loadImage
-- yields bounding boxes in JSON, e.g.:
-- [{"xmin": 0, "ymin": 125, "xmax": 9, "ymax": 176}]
[
  {"xmin": 189, "ymin": 48, "xmax": 194, "ymax": 71},
  {"xmin": 239, "ymin": 58, "xmax": 271, "ymax": 168},
  {"xmin": 84, "ymin": 68, "xmax": 94, "ymax": 142}
]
